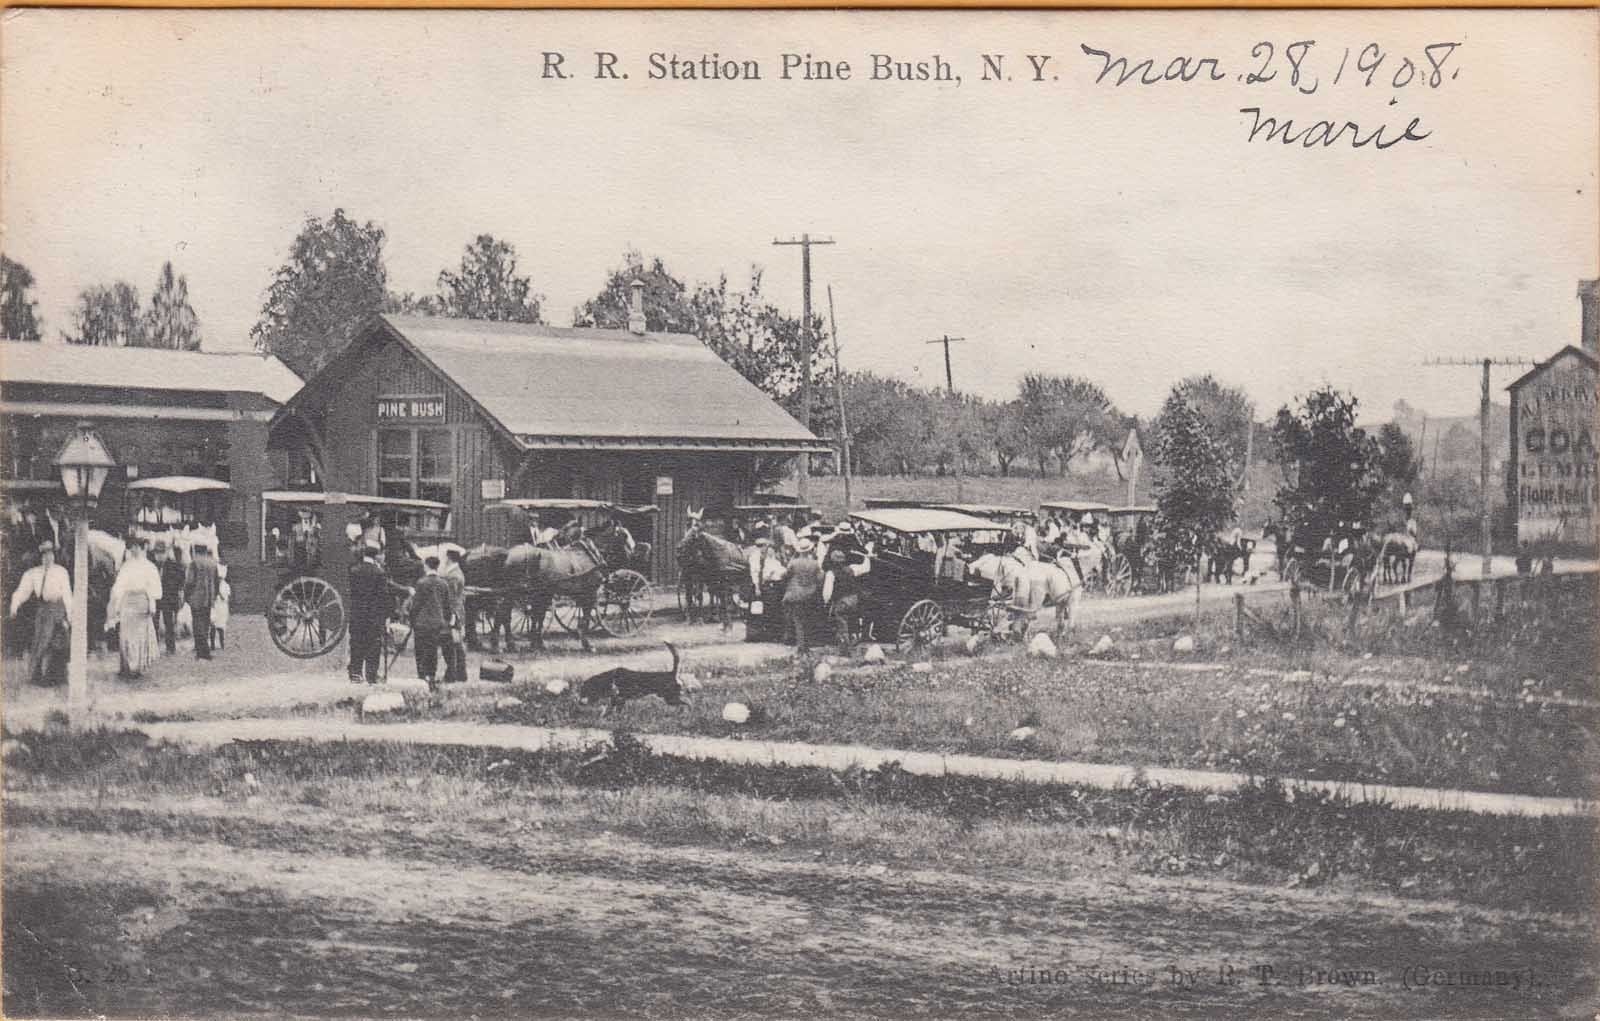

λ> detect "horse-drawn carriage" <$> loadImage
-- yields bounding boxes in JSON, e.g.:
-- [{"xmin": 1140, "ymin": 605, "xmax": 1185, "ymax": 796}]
[
  {"xmin": 833, "ymin": 507, "xmax": 1016, "ymax": 649},
  {"xmin": 468, "ymin": 498, "xmax": 657, "ymax": 650},
  {"xmin": 261, "ymin": 491, "xmax": 455, "ymax": 662}
]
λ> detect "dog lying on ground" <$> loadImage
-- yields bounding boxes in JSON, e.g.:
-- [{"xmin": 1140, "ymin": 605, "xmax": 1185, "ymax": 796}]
[{"xmin": 578, "ymin": 641, "xmax": 691, "ymax": 715}]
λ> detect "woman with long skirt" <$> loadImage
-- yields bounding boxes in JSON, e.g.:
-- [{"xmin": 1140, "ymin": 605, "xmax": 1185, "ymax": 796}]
[{"xmin": 108, "ymin": 539, "xmax": 162, "ymax": 679}]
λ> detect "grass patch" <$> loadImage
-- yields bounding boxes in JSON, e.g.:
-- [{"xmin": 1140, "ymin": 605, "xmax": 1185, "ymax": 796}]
[{"xmin": 5, "ymin": 726, "xmax": 1596, "ymax": 916}]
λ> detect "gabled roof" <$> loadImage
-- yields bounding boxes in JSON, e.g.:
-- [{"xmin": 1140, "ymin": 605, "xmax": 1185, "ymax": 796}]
[
  {"xmin": 1506, "ymin": 345, "xmax": 1599, "ymax": 391},
  {"xmin": 0, "ymin": 342, "xmax": 304, "ymax": 405},
  {"xmin": 288, "ymin": 315, "xmax": 827, "ymax": 452}
]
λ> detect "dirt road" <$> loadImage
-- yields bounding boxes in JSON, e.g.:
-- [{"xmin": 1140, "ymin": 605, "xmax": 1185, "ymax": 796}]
[{"xmin": 5, "ymin": 790, "xmax": 1595, "ymax": 1019}]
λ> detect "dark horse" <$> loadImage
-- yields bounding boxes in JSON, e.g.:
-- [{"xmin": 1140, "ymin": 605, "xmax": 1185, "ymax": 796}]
[
  {"xmin": 677, "ymin": 527, "xmax": 750, "ymax": 631},
  {"xmin": 462, "ymin": 541, "xmax": 606, "ymax": 653}
]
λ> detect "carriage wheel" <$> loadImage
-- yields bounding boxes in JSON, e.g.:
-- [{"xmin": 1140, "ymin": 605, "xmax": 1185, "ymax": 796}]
[
  {"xmin": 268, "ymin": 577, "xmax": 346, "ymax": 658},
  {"xmin": 600, "ymin": 569, "xmax": 654, "ymax": 637},
  {"xmin": 1102, "ymin": 554, "xmax": 1133, "ymax": 598},
  {"xmin": 550, "ymin": 594, "xmax": 582, "ymax": 634},
  {"xmin": 1342, "ymin": 566, "xmax": 1364, "ymax": 598},
  {"xmin": 896, "ymin": 599, "xmax": 946, "ymax": 649}
]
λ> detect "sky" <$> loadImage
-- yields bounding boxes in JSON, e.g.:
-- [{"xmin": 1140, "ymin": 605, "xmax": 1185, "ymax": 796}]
[{"xmin": 2, "ymin": 8, "xmax": 1596, "ymax": 422}]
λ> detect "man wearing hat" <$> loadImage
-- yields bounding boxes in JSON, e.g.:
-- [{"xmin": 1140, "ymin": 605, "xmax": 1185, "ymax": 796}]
[
  {"xmin": 746, "ymin": 525, "xmax": 788, "ymax": 639},
  {"xmin": 184, "ymin": 542, "xmax": 221, "ymax": 661},
  {"xmin": 348, "ymin": 541, "xmax": 404, "ymax": 684},
  {"xmin": 155, "ymin": 542, "xmax": 186, "ymax": 654},
  {"xmin": 8, "ymin": 539, "xmax": 72, "ymax": 686},
  {"xmin": 781, "ymin": 534, "xmax": 823, "ymax": 660}
]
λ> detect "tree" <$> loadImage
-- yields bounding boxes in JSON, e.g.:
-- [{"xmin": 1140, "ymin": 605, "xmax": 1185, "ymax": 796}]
[
  {"xmin": 1152, "ymin": 399, "xmax": 1237, "ymax": 581},
  {"xmin": 143, "ymin": 261, "xmax": 202, "ymax": 350},
  {"xmin": 383, "ymin": 291, "xmax": 442, "ymax": 317},
  {"xmin": 1270, "ymin": 386, "xmax": 1386, "ymax": 551},
  {"xmin": 1376, "ymin": 421, "xmax": 1421, "ymax": 492},
  {"xmin": 63, "ymin": 282, "xmax": 145, "ymax": 346},
  {"xmin": 982, "ymin": 400, "xmax": 1029, "ymax": 476},
  {"xmin": 435, "ymin": 234, "xmax": 543, "ymax": 322},
  {"xmin": 251, "ymin": 208, "xmax": 389, "ymax": 378},
  {"xmin": 1161, "ymin": 375, "xmax": 1254, "ymax": 481},
  {"xmin": 1016, "ymin": 373, "xmax": 1119, "ymax": 476},
  {"xmin": 572, "ymin": 250, "xmax": 696, "ymax": 334},
  {"xmin": 1, "ymin": 254, "xmax": 42, "ymax": 341}
]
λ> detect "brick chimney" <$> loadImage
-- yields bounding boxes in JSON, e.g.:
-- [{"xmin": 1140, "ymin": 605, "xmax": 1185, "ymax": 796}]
[
  {"xmin": 1580, "ymin": 278, "xmax": 1599, "ymax": 355},
  {"xmin": 627, "ymin": 278, "xmax": 647, "ymax": 335}
]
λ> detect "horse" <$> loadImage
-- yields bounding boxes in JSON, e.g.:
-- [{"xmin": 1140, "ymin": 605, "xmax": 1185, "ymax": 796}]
[
  {"xmin": 462, "ymin": 540, "xmax": 607, "ymax": 653},
  {"xmin": 1379, "ymin": 532, "xmax": 1418, "ymax": 584},
  {"xmin": 1205, "ymin": 534, "xmax": 1256, "ymax": 585},
  {"xmin": 969, "ymin": 551, "xmax": 1082, "ymax": 642},
  {"xmin": 677, "ymin": 516, "xmax": 751, "ymax": 631}
]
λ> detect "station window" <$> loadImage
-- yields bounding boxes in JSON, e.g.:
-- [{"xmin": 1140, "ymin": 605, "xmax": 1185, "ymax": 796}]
[{"xmin": 375, "ymin": 427, "xmax": 452, "ymax": 506}]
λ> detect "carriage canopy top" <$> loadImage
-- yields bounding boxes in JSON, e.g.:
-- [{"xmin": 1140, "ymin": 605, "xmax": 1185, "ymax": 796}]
[
  {"xmin": 485, "ymin": 498, "xmax": 658, "ymax": 516},
  {"xmin": 930, "ymin": 503, "xmax": 1033, "ymax": 520},
  {"xmin": 733, "ymin": 503, "xmax": 814, "ymax": 517},
  {"xmin": 1100, "ymin": 505, "xmax": 1158, "ymax": 516},
  {"xmin": 261, "ymin": 491, "xmax": 452, "ymax": 512},
  {"xmin": 127, "ymin": 476, "xmax": 234, "ymax": 495},
  {"xmin": 1040, "ymin": 500, "xmax": 1113, "ymax": 515},
  {"xmin": 849, "ymin": 508, "xmax": 1013, "ymax": 535}
]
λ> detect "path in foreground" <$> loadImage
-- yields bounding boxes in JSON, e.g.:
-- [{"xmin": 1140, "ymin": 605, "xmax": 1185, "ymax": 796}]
[{"xmin": 5, "ymin": 791, "xmax": 1594, "ymax": 1020}]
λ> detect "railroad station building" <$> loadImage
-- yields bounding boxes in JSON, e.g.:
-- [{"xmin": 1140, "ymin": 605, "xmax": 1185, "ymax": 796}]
[
  {"xmin": 267, "ymin": 306, "xmax": 829, "ymax": 582},
  {"xmin": 1505, "ymin": 278, "xmax": 1600, "ymax": 552},
  {"xmin": 0, "ymin": 342, "xmax": 304, "ymax": 611}
]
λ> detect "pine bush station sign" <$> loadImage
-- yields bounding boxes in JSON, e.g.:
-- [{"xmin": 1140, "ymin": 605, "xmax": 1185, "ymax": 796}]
[{"xmin": 376, "ymin": 395, "xmax": 446, "ymax": 421}]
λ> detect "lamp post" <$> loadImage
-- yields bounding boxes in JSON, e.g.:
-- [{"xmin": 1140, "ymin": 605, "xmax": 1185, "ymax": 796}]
[{"xmin": 54, "ymin": 421, "xmax": 115, "ymax": 718}]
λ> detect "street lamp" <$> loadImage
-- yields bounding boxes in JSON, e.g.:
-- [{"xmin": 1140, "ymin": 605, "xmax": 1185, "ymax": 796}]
[{"xmin": 54, "ymin": 421, "xmax": 115, "ymax": 717}]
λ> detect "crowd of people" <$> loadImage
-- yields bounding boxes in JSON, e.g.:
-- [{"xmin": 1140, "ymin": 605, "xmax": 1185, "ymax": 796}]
[{"xmin": 4, "ymin": 499, "xmax": 231, "ymax": 687}]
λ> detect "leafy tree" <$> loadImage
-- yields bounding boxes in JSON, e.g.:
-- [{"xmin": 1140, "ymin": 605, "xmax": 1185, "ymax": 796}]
[
  {"xmin": 1376, "ymin": 421, "xmax": 1421, "ymax": 491},
  {"xmin": 1152, "ymin": 398, "xmax": 1237, "ymax": 581},
  {"xmin": 1016, "ymin": 373, "xmax": 1119, "ymax": 475},
  {"xmin": 839, "ymin": 371, "xmax": 929, "ymax": 475},
  {"xmin": 63, "ymin": 282, "xmax": 145, "ymax": 346},
  {"xmin": 383, "ymin": 291, "xmax": 442, "ymax": 317},
  {"xmin": 982, "ymin": 400, "xmax": 1028, "ymax": 476},
  {"xmin": 251, "ymin": 208, "xmax": 389, "ymax": 378},
  {"xmin": 573, "ymin": 249, "xmax": 696, "ymax": 334},
  {"xmin": 1161, "ymin": 375, "xmax": 1254, "ymax": 482},
  {"xmin": 143, "ymin": 261, "xmax": 202, "ymax": 350},
  {"xmin": 1, "ymin": 254, "xmax": 42, "ymax": 341},
  {"xmin": 436, "ymin": 234, "xmax": 543, "ymax": 322},
  {"xmin": 1270, "ymin": 386, "xmax": 1386, "ymax": 552}
]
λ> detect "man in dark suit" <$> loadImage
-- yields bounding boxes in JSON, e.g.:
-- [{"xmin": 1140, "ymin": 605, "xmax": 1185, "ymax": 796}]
[
  {"xmin": 184, "ymin": 543, "xmax": 221, "ymax": 660},
  {"xmin": 348, "ymin": 542, "xmax": 404, "ymax": 684},
  {"xmin": 407, "ymin": 556, "xmax": 454, "ymax": 688}
]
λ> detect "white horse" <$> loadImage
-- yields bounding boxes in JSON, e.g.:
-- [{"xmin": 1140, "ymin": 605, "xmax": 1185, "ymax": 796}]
[{"xmin": 969, "ymin": 551, "xmax": 1083, "ymax": 640}]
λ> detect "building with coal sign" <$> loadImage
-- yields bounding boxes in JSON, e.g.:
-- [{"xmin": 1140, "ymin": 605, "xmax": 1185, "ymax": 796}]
[
  {"xmin": 1505, "ymin": 279, "xmax": 1600, "ymax": 552},
  {"xmin": 267, "ymin": 300, "xmax": 828, "ymax": 582}
]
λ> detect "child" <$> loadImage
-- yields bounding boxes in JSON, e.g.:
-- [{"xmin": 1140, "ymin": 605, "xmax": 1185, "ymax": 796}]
[{"xmin": 211, "ymin": 562, "xmax": 230, "ymax": 651}]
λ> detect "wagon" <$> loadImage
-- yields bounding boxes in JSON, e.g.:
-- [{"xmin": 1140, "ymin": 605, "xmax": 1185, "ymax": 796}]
[
  {"xmin": 260, "ymin": 491, "xmax": 454, "ymax": 664},
  {"xmin": 479, "ymin": 498, "xmax": 658, "ymax": 640},
  {"xmin": 834, "ymin": 507, "xmax": 1014, "ymax": 649},
  {"xmin": 1038, "ymin": 500, "xmax": 1134, "ymax": 595}
]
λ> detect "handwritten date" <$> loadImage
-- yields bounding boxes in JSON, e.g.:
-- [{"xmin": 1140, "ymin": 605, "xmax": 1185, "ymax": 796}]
[{"xmin": 1079, "ymin": 41, "xmax": 1462, "ymax": 96}]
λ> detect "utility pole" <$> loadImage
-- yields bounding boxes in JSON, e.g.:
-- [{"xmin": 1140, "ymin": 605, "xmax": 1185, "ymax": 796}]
[
  {"xmin": 773, "ymin": 233, "xmax": 835, "ymax": 507},
  {"xmin": 925, "ymin": 335, "xmax": 967, "ymax": 499},
  {"xmin": 827, "ymin": 286, "xmax": 852, "ymax": 512},
  {"xmin": 1423, "ymin": 356, "xmax": 1535, "ymax": 579}
]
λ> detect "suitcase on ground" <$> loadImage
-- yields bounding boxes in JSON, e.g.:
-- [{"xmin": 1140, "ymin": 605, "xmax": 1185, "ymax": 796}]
[{"xmin": 479, "ymin": 660, "xmax": 514, "ymax": 683}]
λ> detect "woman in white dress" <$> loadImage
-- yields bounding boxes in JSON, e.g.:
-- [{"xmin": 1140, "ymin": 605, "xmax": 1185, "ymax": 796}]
[{"xmin": 107, "ymin": 540, "xmax": 163, "ymax": 679}]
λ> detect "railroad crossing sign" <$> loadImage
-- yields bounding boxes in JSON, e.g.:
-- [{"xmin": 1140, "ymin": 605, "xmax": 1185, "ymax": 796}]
[{"xmin": 1121, "ymin": 429, "xmax": 1143, "ymax": 507}]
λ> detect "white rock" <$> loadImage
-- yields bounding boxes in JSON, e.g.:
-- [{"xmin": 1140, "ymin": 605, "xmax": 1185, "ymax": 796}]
[
  {"xmin": 722, "ymin": 702, "xmax": 751, "ymax": 724},
  {"xmin": 911, "ymin": 661, "xmax": 934, "ymax": 673},
  {"xmin": 1455, "ymin": 664, "xmax": 1470, "ymax": 675},
  {"xmin": 865, "ymin": 864, "xmax": 889, "ymax": 877},
  {"xmin": 1028, "ymin": 634, "xmax": 1058, "ymax": 659},
  {"xmin": 812, "ymin": 661, "xmax": 833, "ymax": 683},
  {"xmin": 862, "ymin": 644, "xmax": 887, "ymax": 664},
  {"xmin": 495, "ymin": 696, "xmax": 524, "ymax": 710},
  {"xmin": 1009, "ymin": 726, "xmax": 1038, "ymax": 742},
  {"xmin": 242, "ymin": 772, "xmax": 260, "ymax": 791},
  {"xmin": 385, "ymin": 678, "xmax": 431, "ymax": 695},
  {"xmin": 543, "ymin": 679, "xmax": 570, "ymax": 697},
  {"xmin": 1090, "ymin": 634, "xmax": 1114, "ymax": 655},
  {"xmin": 963, "ymin": 635, "xmax": 984, "ymax": 654},
  {"xmin": 404, "ymin": 777, "xmax": 423, "ymax": 789},
  {"xmin": 362, "ymin": 692, "xmax": 406, "ymax": 715},
  {"xmin": 0, "ymin": 738, "xmax": 27, "ymax": 761},
  {"xmin": 1285, "ymin": 670, "xmax": 1313, "ymax": 683},
  {"xmin": 1172, "ymin": 635, "xmax": 1196, "ymax": 654}
]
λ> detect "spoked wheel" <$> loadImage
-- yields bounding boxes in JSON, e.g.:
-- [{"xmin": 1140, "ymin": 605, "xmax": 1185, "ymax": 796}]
[
  {"xmin": 1342, "ymin": 567, "xmax": 1365, "ymax": 598},
  {"xmin": 550, "ymin": 594, "xmax": 582, "ymax": 634},
  {"xmin": 268, "ymin": 576, "xmax": 346, "ymax": 658},
  {"xmin": 1102, "ymin": 553, "xmax": 1133, "ymax": 597},
  {"xmin": 600, "ymin": 569, "xmax": 654, "ymax": 637},
  {"xmin": 896, "ymin": 599, "xmax": 946, "ymax": 649}
]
